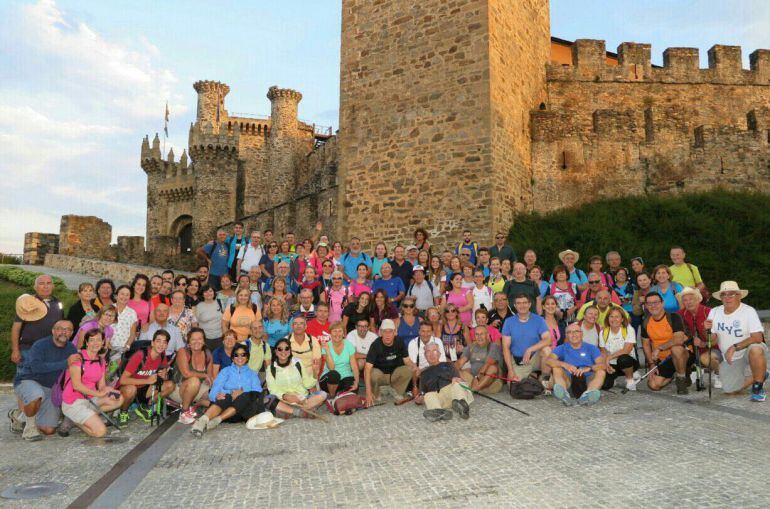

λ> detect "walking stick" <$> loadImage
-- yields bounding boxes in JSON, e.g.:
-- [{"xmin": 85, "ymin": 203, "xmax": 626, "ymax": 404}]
[
  {"xmin": 280, "ymin": 397, "xmax": 329, "ymax": 422},
  {"xmin": 87, "ymin": 398, "xmax": 121, "ymax": 430},
  {"xmin": 707, "ymin": 334, "xmax": 713, "ymax": 402},
  {"xmin": 621, "ymin": 362, "xmax": 661, "ymax": 394},
  {"xmin": 458, "ymin": 383, "xmax": 530, "ymax": 416}
]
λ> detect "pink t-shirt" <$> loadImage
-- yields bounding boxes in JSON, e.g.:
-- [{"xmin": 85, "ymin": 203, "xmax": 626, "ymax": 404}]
[
  {"xmin": 468, "ymin": 325, "xmax": 502, "ymax": 344},
  {"xmin": 349, "ymin": 280, "xmax": 373, "ymax": 298},
  {"xmin": 62, "ymin": 350, "xmax": 106, "ymax": 405},
  {"xmin": 127, "ymin": 299, "xmax": 153, "ymax": 328},
  {"xmin": 446, "ymin": 289, "xmax": 472, "ymax": 326},
  {"xmin": 72, "ymin": 320, "xmax": 114, "ymax": 347}
]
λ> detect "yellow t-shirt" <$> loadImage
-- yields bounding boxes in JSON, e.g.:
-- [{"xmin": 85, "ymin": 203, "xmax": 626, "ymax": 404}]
[
  {"xmin": 669, "ymin": 263, "xmax": 701, "ymax": 288},
  {"xmin": 289, "ymin": 333, "xmax": 322, "ymax": 378}
]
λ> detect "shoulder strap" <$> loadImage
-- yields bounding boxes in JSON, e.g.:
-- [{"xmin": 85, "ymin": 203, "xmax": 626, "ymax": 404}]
[{"xmin": 229, "ymin": 303, "xmax": 236, "ymax": 316}]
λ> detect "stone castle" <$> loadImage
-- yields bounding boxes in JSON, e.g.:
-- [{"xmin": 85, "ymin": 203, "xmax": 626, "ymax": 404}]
[{"xmin": 24, "ymin": 0, "xmax": 770, "ymax": 267}]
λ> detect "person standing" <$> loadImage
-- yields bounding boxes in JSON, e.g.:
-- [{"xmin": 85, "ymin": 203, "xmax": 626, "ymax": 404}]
[
  {"xmin": 488, "ymin": 232, "xmax": 516, "ymax": 265},
  {"xmin": 11, "ymin": 275, "xmax": 64, "ymax": 364},
  {"xmin": 197, "ymin": 229, "xmax": 231, "ymax": 292},
  {"xmin": 226, "ymin": 222, "xmax": 248, "ymax": 281},
  {"xmin": 236, "ymin": 231, "xmax": 265, "ymax": 278}
]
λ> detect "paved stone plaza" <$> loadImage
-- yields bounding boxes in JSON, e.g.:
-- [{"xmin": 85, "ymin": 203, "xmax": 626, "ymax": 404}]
[{"xmin": 2, "ymin": 378, "xmax": 770, "ymax": 509}]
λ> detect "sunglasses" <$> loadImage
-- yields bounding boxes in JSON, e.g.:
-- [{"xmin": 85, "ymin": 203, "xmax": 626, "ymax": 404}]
[
  {"xmin": 402, "ymin": 304, "xmax": 414, "ymax": 309},
  {"xmin": 332, "ymin": 277, "xmax": 342, "ymax": 280},
  {"xmin": 589, "ymin": 281, "xmax": 601, "ymax": 284},
  {"xmin": 276, "ymin": 347, "xmax": 291, "ymax": 352},
  {"xmin": 233, "ymin": 352, "xmax": 248, "ymax": 358},
  {"xmin": 446, "ymin": 309, "xmax": 458, "ymax": 313}
]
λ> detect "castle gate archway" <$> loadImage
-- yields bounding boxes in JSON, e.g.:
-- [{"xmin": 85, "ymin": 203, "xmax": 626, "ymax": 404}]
[{"xmin": 170, "ymin": 215, "xmax": 193, "ymax": 254}]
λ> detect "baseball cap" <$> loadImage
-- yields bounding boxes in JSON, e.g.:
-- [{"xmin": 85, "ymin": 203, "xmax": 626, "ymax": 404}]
[
  {"xmin": 412, "ymin": 265, "xmax": 425, "ymax": 272},
  {"xmin": 405, "ymin": 244, "xmax": 418, "ymax": 251},
  {"xmin": 379, "ymin": 319, "xmax": 396, "ymax": 331}
]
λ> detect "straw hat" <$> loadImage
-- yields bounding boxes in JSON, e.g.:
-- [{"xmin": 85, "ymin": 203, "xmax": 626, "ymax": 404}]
[
  {"xmin": 712, "ymin": 281, "xmax": 748, "ymax": 301},
  {"xmin": 558, "ymin": 249, "xmax": 580, "ymax": 263},
  {"xmin": 15, "ymin": 294, "xmax": 47, "ymax": 322},
  {"xmin": 675, "ymin": 286, "xmax": 702, "ymax": 305},
  {"xmin": 246, "ymin": 412, "xmax": 284, "ymax": 430}
]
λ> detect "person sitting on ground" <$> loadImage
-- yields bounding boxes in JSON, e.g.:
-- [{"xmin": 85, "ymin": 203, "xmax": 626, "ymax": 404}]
[
  {"xmin": 677, "ymin": 287, "xmax": 720, "ymax": 388},
  {"xmin": 265, "ymin": 338, "xmax": 327, "ymax": 419},
  {"xmin": 456, "ymin": 325, "xmax": 504, "ymax": 394},
  {"xmin": 172, "ymin": 328, "xmax": 214, "ymax": 425},
  {"xmin": 60, "ymin": 329, "xmax": 123, "ymax": 437},
  {"xmin": 117, "ymin": 330, "xmax": 176, "ymax": 425},
  {"xmin": 212, "ymin": 329, "xmax": 240, "ymax": 378},
  {"xmin": 319, "ymin": 322, "xmax": 359, "ymax": 398},
  {"xmin": 547, "ymin": 323, "xmax": 606, "ymax": 406},
  {"xmin": 598, "ymin": 308, "xmax": 639, "ymax": 390},
  {"xmin": 139, "ymin": 304, "xmax": 185, "ymax": 356},
  {"xmin": 288, "ymin": 315, "xmax": 322, "ymax": 380},
  {"xmin": 9, "ymin": 320, "xmax": 77, "ymax": 441},
  {"xmin": 640, "ymin": 292, "xmax": 692, "ymax": 395},
  {"xmin": 706, "ymin": 281, "xmax": 768, "ymax": 402},
  {"xmin": 347, "ymin": 318, "xmax": 378, "ymax": 373},
  {"xmin": 417, "ymin": 343, "xmax": 473, "ymax": 422},
  {"xmin": 364, "ymin": 319, "xmax": 418, "ymax": 406},
  {"xmin": 191, "ymin": 343, "xmax": 264, "ymax": 437},
  {"xmin": 502, "ymin": 294, "xmax": 552, "ymax": 383},
  {"xmin": 245, "ymin": 321, "xmax": 272, "ymax": 381}
]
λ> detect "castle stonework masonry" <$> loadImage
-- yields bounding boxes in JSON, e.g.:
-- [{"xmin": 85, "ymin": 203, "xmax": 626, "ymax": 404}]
[{"xmin": 129, "ymin": 0, "xmax": 769, "ymax": 257}]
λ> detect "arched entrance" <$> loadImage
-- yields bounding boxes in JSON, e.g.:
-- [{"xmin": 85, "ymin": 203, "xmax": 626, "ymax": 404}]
[{"xmin": 170, "ymin": 215, "xmax": 193, "ymax": 254}]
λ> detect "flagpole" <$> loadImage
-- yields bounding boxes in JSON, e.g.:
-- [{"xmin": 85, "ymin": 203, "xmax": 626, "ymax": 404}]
[{"xmin": 163, "ymin": 100, "xmax": 169, "ymax": 157}]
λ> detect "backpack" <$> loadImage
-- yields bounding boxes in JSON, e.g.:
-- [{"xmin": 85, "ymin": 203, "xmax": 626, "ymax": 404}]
[
  {"xmin": 229, "ymin": 302, "xmax": 259, "ymax": 317},
  {"xmin": 407, "ymin": 280, "xmax": 434, "ymax": 297},
  {"xmin": 509, "ymin": 377, "xmax": 544, "ymax": 400},
  {"xmin": 115, "ymin": 346, "xmax": 167, "ymax": 385},
  {"xmin": 270, "ymin": 359, "xmax": 304, "ymax": 380},
  {"xmin": 330, "ymin": 391, "xmax": 363, "ymax": 415},
  {"xmin": 325, "ymin": 286, "xmax": 350, "ymax": 315},
  {"xmin": 51, "ymin": 351, "xmax": 105, "ymax": 407}
]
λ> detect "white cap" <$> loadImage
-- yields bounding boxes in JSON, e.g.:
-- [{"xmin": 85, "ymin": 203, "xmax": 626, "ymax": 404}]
[
  {"xmin": 379, "ymin": 319, "xmax": 396, "ymax": 331},
  {"xmin": 412, "ymin": 265, "xmax": 425, "ymax": 272}
]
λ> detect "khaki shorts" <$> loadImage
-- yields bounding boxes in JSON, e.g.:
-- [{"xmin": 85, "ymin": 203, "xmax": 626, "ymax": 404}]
[
  {"xmin": 62, "ymin": 398, "xmax": 97, "ymax": 425},
  {"xmin": 720, "ymin": 343, "xmax": 768, "ymax": 393},
  {"xmin": 169, "ymin": 379, "xmax": 211, "ymax": 405},
  {"xmin": 511, "ymin": 351, "xmax": 543, "ymax": 380}
]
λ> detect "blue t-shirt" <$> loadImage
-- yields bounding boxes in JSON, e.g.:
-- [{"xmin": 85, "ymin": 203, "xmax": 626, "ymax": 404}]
[
  {"xmin": 397, "ymin": 317, "xmax": 421, "ymax": 348},
  {"xmin": 372, "ymin": 277, "xmax": 406, "ymax": 300},
  {"xmin": 341, "ymin": 251, "xmax": 372, "ymax": 280},
  {"xmin": 212, "ymin": 346, "xmax": 234, "ymax": 369},
  {"xmin": 501, "ymin": 314, "xmax": 549, "ymax": 357},
  {"xmin": 204, "ymin": 241, "xmax": 230, "ymax": 277},
  {"xmin": 651, "ymin": 282, "xmax": 683, "ymax": 313},
  {"xmin": 552, "ymin": 342, "xmax": 602, "ymax": 369},
  {"xmin": 14, "ymin": 336, "xmax": 77, "ymax": 388},
  {"xmin": 371, "ymin": 257, "xmax": 389, "ymax": 279},
  {"xmin": 264, "ymin": 319, "xmax": 292, "ymax": 348}
]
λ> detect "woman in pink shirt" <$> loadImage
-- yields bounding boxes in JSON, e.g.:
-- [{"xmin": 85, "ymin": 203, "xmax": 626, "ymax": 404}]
[
  {"xmin": 128, "ymin": 274, "xmax": 153, "ymax": 332},
  {"xmin": 442, "ymin": 273, "xmax": 474, "ymax": 327},
  {"xmin": 348, "ymin": 263, "xmax": 373, "ymax": 298},
  {"xmin": 61, "ymin": 329, "xmax": 123, "ymax": 437}
]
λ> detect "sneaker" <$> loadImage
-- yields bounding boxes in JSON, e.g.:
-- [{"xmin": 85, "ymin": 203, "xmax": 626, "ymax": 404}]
[
  {"xmin": 452, "ymin": 399, "xmax": 470, "ymax": 420},
  {"xmin": 57, "ymin": 417, "xmax": 74, "ymax": 437},
  {"xmin": 553, "ymin": 384, "xmax": 574, "ymax": 406},
  {"xmin": 751, "ymin": 383, "xmax": 766, "ymax": 402},
  {"xmin": 675, "ymin": 375, "xmax": 688, "ymax": 395},
  {"xmin": 712, "ymin": 374, "xmax": 723, "ymax": 389},
  {"xmin": 8, "ymin": 409, "xmax": 24, "ymax": 434},
  {"xmin": 624, "ymin": 378, "xmax": 637, "ymax": 391},
  {"xmin": 578, "ymin": 389, "xmax": 601, "ymax": 406},
  {"xmin": 633, "ymin": 370, "xmax": 642, "ymax": 381},
  {"xmin": 118, "ymin": 411, "xmax": 130, "ymax": 427},
  {"xmin": 392, "ymin": 392, "xmax": 409, "ymax": 404},
  {"xmin": 690, "ymin": 371, "xmax": 698, "ymax": 385},
  {"xmin": 191, "ymin": 416, "xmax": 208, "ymax": 438},
  {"xmin": 206, "ymin": 416, "xmax": 222, "ymax": 430},
  {"xmin": 422, "ymin": 409, "xmax": 452, "ymax": 422},
  {"xmin": 134, "ymin": 405, "xmax": 151, "ymax": 423},
  {"xmin": 22, "ymin": 421, "xmax": 42, "ymax": 442},
  {"xmin": 178, "ymin": 408, "xmax": 196, "ymax": 425}
]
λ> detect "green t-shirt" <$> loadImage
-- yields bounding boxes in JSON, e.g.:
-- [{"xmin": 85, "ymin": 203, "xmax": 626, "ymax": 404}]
[
  {"xmin": 321, "ymin": 340, "xmax": 357, "ymax": 380},
  {"xmin": 669, "ymin": 263, "xmax": 701, "ymax": 288}
]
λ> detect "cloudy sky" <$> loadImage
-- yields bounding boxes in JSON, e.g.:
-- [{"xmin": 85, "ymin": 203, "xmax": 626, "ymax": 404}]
[{"xmin": 1, "ymin": 0, "xmax": 768, "ymax": 254}]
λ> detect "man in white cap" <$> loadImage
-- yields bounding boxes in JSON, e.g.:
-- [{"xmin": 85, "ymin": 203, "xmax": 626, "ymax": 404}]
[
  {"xmin": 551, "ymin": 249, "xmax": 589, "ymax": 292},
  {"xmin": 364, "ymin": 319, "xmax": 418, "ymax": 406},
  {"xmin": 676, "ymin": 286, "xmax": 720, "ymax": 388},
  {"xmin": 10, "ymin": 275, "xmax": 64, "ymax": 364},
  {"xmin": 705, "ymin": 281, "xmax": 768, "ymax": 402}
]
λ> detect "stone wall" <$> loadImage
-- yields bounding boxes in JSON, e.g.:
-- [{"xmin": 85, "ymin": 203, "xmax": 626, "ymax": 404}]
[
  {"xmin": 23, "ymin": 233, "xmax": 59, "ymax": 265},
  {"xmin": 58, "ymin": 215, "xmax": 112, "ymax": 258},
  {"xmin": 44, "ymin": 254, "xmax": 193, "ymax": 284},
  {"xmin": 533, "ymin": 41, "xmax": 770, "ymax": 211}
]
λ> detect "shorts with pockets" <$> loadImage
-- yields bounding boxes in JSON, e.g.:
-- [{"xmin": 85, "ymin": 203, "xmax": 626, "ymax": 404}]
[
  {"xmin": 720, "ymin": 343, "xmax": 768, "ymax": 393},
  {"xmin": 14, "ymin": 380, "xmax": 60, "ymax": 428}
]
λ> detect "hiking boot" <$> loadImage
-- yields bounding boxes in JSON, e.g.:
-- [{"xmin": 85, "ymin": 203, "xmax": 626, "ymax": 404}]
[
  {"xmin": 423, "ymin": 409, "xmax": 453, "ymax": 422},
  {"xmin": 392, "ymin": 392, "xmax": 409, "ymax": 405},
  {"xmin": 452, "ymin": 399, "xmax": 470, "ymax": 419},
  {"xmin": 134, "ymin": 405, "xmax": 151, "ymax": 423},
  {"xmin": 118, "ymin": 411, "xmax": 130, "ymax": 427},
  {"xmin": 578, "ymin": 389, "xmax": 601, "ymax": 406},
  {"xmin": 191, "ymin": 416, "xmax": 208, "ymax": 438},
  {"xmin": 675, "ymin": 375, "xmax": 688, "ymax": 395},
  {"xmin": 206, "ymin": 416, "xmax": 222, "ymax": 430},
  {"xmin": 553, "ymin": 384, "xmax": 574, "ymax": 406},
  {"xmin": 751, "ymin": 383, "xmax": 766, "ymax": 403},
  {"xmin": 57, "ymin": 417, "xmax": 74, "ymax": 437},
  {"xmin": 22, "ymin": 421, "xmax": 42, "ymax": 442},
  {"xmin": 8, "ymin": 409, "xmax": 23, "ymax": 434}
]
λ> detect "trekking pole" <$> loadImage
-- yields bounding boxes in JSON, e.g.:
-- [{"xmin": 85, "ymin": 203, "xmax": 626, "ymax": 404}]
[
  {"xmin": 280, "ymin": 398, "xmax": 329, "ymax": 422},
  {"xmin": 707, "ymin": 334, "xmax": 713, "ymax": 402},
  {"xmin": 87, "ymin": 398, "xmax": 121, "ymax": 430},
  {"xmin": 694, "ymin": 343, "xmax": 705, "ymax": 391},
  {"xmin": 457, "ymin": 382, "xmax": 530, "ymax": 416},
  {"xmin": 621, "ymin": 362, "xmax": 661, "ymax": 394}
]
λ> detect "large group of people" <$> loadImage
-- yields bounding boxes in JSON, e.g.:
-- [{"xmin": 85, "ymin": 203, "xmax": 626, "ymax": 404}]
[{"xmin": 8, "ymin": 224, "xmax": 768, "ymax": 441}]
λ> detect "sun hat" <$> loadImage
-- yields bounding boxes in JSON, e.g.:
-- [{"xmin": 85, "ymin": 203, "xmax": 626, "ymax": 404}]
[
  {"xmin": 675, "ymin": 286, "xmax": 702, "ymax": 305},
  {"xmin": 15, "ymin": 294, "xmax": 47, "ymax": 322},
  {"xmin": 712, "ymin": 281, "xmax": 748, "ymax": 301},
  {"xmin": 246, "ymin": 412, "xmax": 284, "ymax": 430},
  {"xmin": 380, "ymin": 319, "xmax": 396, "ymax": 331},
  {"xmin": 558, "ymin": 249, "xmax": 580, "ymax": 263}
]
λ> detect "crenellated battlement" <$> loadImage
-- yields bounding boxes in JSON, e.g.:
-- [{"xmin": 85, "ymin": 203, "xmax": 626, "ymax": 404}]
[
  {"xmin": 224, "ymin": 117, "xmax": 271, "ymax": 137},
  {"xmin": 547, "ymin": 39, "xmax": 770, "ymax": 85},
  {"xmin": 267, "ymin": 86, "xmax": 302, "ymax": 102},
  {"xmin": 140, "ymin": 134, "xmax": 191, "ymax": 178},
  {"xmin": 188, "ymin": 121, "xmax": 240, "ymax": 160}
]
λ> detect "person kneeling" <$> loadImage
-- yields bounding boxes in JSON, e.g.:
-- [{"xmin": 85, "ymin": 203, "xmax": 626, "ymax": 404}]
[
  {"xmin": 61, "ymin": 329, "xmax": 123, "ymax": 437},
  {"xmin": 265, "ymin": 338, "xmax": 327, "ymax": 419},
  {"xmin": 547, "ymin": 323, "xmax": 606, "ymax": 406},
  {"xmin": 191, "ymin": 344, "xmax": 264, "ymax": 437},
  {"xmin": 417, "ymin": 343, "xmax": 473, "ymax": 422}
]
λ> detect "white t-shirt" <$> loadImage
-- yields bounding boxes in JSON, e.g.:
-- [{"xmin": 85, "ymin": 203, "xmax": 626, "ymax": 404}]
[
  {"xmin": 580, "ymin": 324, "xmax": 600, "ymax": 347},
  {"xmin": 471, "ymin": 286, "xmax": 494, "ymax": 324},
  {"xmin": 407, "ymin": 336, "xmax": 447, "ymax": 370},
  {"xmin": 238, "ymin": 243, "xmax": 265, "ymax": 273},
  {"xmin": 112, "ymin": 305, "xmax": 138, "ymax": 350},
  {"xmin": 598, "ymin": 325, "xmax": 636, "ymax": 364},
  {"xmin": 407, "ymin": 280, "xmax": 439, "ymax": 311},
  {"xmin": 707, "ymin": 303, "xmax": 763, "ymax": 354},
  {"xmin": 346, "ymin": 329, "xmax": 378, "ymax": 356}
]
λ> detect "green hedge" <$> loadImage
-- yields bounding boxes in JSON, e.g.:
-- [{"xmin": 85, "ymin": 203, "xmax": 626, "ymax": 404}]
[
  {"xmin": 508, "ymin": 189, "xmax": 770, "ymax": 309},
  {"xmin": 0, "ymin": 267, "xmax": 77, "ymax": 381}
]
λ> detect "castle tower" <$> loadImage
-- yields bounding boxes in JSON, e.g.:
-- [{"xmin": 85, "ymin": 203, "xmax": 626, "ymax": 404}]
[
  {"xmin": 193, "ymin": 80, "xmax": 230, "ymax": 127},
  {"xmin": 141, "ymin": 133, "xmax": 167, "ymax": 253},
  {"xmin": 266, "ymin": 86, "xmax": 303, "ymax": 207},
  {"xmin": 338, "ymin": 0, "xmax": 551, "ymax": 247}
]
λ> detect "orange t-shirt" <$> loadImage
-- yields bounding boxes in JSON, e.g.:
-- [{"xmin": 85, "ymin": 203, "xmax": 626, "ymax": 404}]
[
  {"xmin": 642, "ymin": 313, "xmax": 685, "ymax": 361},
  {"xmin": 223, "ymin": 305, "xmax": 262, "ymax": 341}
]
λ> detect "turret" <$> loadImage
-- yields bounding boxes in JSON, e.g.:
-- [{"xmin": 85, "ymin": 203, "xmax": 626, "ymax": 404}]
[
  {"xmin": 267, "ymin": 86, "xmax": 302, "ymax": 132},
  {"xmin": 151, "ymin": 133, "xmax": 161, "ymax": 159},
  {"xmin": 179, "ymin": 149, "xmax": 188, "ymax": 170},
  {"xmin": 193, "ymin": 80, "xmax": 230, "ymax": 125},
  {"xmin": 141, "ymin": 135, "xmax": 150, "ymax": 159},
  {"xmin": 266, "ymin": 86, "xmax": 304, "ymax": 208},
  {"xmin": 167, "ymin": 147, "xmax": 175, "ymax": 164}
]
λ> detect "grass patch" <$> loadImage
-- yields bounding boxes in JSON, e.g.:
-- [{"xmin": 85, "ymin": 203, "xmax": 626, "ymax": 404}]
[{"xmin": 509, "ymin": 189, "xmax": 770, "ymax": 309}]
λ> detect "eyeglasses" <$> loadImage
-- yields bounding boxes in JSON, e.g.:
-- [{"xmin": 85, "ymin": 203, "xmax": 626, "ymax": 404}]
[
  {"xmin": 460, "ymin": 253, "xmax": 470, "ymax": 257},
  {"xmin": 721, "ymin": 291, "xmax": 739, "ymax": 297},
  {"xmin": 402, "ymin": 304, "xmax": 414, "ymax": 309},
  {"xmin": 495, "ymin": 236, "xmax": 504, "ymax": 239},
  {"xmin": 646, "ymin": 300, "xmax": 662, "ymax": 305},
  {"xmin": 446, "ymin": 309, "xmax": 458, "ymax": 314},
  {"xmin": 276, "ymin": 347, "xmax": 291, "ymax": 352},
  {"xmin": 332, "ymin": 277, "xmax": 342, "ymax": 280},
  {"xmin": 233, "ymin": 353, "xmax": 248, "ymax": 358}
]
